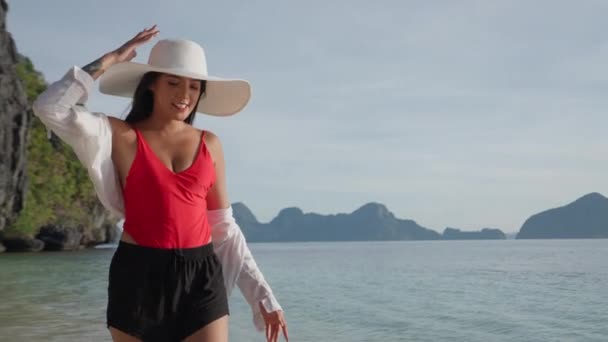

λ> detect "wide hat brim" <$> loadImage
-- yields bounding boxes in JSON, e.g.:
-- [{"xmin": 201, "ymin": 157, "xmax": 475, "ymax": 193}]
[{"xmin": 99, "ymin": 62, "xmax": 251, "ymax": 116}]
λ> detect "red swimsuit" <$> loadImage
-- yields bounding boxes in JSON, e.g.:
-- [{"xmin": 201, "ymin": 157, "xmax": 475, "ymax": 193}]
[{"xmin": 122, "ymin": 129, "xmax": 216, "ymax": 248}]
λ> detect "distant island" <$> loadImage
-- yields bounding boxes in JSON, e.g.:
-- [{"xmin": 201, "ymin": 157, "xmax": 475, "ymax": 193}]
[
  {"xmin": 234, "ymin": 202, "xmax": 441, "ymax": 242},
  {"xmin": 233, "ymin": 202, "xmax": 507, "ymax": 242},
  {"xmin": 516, "ymin": 192, "xmax": 608, "ymax": 239},
  {"xmin": 442, "ymin": 228, "xmax": 506, "ymax": 240},
  {"xmin": 235, "ymin": 192, "xmax": 608, "ymax": 242}
]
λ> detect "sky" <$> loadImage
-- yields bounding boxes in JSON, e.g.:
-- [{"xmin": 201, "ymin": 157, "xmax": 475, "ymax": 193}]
[{"xmin": 6, "ymin": 0, "xmax": 608, "ymax": 233}]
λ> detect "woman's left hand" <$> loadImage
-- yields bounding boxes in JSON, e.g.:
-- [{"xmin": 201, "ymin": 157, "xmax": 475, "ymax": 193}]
[{"xmin": 259, "ymin": 302, "xmax": 289, "ymax": 342}]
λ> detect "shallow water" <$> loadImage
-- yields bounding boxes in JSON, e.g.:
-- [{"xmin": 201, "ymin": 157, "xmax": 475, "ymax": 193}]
[{"xmin": 1, "ymin": 239, "xmax": 607, "ymax": 341}]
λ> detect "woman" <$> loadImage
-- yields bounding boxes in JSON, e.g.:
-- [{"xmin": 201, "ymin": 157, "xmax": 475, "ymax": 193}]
[{"xmin": 32, "ymin": 26, "xmax": 288, "ymax": 342}]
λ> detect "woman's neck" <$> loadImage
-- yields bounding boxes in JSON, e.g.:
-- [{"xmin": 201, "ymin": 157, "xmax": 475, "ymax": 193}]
[{"xmin": 136, "ymin": 115, "xmax": 189, "ymax": 136}]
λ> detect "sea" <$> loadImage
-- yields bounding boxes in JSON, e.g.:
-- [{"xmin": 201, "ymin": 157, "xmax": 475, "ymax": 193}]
[{"xmin": 1, "ymin": 239, "xmax": 607, "ymax": 341}]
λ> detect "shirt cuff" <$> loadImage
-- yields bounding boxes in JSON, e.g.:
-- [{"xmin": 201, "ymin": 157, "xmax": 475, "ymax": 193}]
[
  {"xmin": 70, "ymin": 66, "xmax": 95, "ymax": 104},
  {"xmin": 260, "ymin": 294, "xmax": 282, "ymax": 313}
]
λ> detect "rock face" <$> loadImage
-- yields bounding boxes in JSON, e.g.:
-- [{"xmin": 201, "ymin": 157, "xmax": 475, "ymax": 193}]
[
  {"xmin": 516, "ymin": 193, "xmax": 608, "ymax": 239},
  {"xmin": 0, "ymin": 0, "xmax": 29, "ymax": 233},
  {"xmin": 235, "ymin": 202, "xmax": 441, "ymax": 242},
  {"xmin": 36, "ymin": 224, "xmax": 83, "ymax": 251},
  {"xmin": 0, "ymin": 1, "xmax": 119, "ymax": 252},
  {"xmin": 442, "ymin": 227, "xmax": 506, "ymax": 240},
  {"xmin": 3, "ymin": 237, "xmax": 44, "ymax": 252}
]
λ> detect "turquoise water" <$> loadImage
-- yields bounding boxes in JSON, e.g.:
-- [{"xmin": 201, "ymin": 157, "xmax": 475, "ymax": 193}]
[{"xmin": 1, "ymin": 240, "xmax": 607, "ymax": 341}]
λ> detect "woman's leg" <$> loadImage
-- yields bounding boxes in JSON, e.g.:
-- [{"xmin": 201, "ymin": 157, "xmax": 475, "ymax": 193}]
[
  {"xmin": 182, "ymin": 315, "xmax": 229, "ymax": 342},
  {"xmin": 109, "ymin": 326, "xmax": 143, "ymax": 342}
]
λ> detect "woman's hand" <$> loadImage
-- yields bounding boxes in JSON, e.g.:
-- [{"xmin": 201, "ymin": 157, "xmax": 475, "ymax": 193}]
[
  {"xmin": 260, "ymin": 302, "xmax": 289, "ymax": 342},
  {"xmin": 108, "ymin": 25, "xmax": 160, "ymax": 64},
  {"xmin": 82, "ymin": 25, "xmax": 160, "ymax": 79}
]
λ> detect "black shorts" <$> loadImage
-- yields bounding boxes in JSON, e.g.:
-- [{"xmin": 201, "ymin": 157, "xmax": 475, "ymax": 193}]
[{"xmin": 106, "ymin": 241, "xmax": 229, "ymax": 341}]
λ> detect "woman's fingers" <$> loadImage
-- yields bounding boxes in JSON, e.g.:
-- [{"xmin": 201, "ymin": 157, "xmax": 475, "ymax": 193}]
[
  {"xmin": 125, "ymin": 25, "xmax": 159, "ymax": 47},
  {"xmin": 132, "ymin": 28, "xmax": 159, "ymax": 46},
  {"xmin": 143, "ymin": 25, "xmax": 157, "ymax": 33},
  {"xmin": 140, "ymin": 26, "xmax": 159, "ymax": 39},
  {"xmin": 112, "ymin": 25, "xmax": 159, "ymax": 63},
  {"xmin": 266, "ymin": 324, "xmax": 277, "ymax": 342},
  {"xmin": 282, "ymin": 323, "xmax": 289, "ymax": 341},
  {"xmin": 264, "ymin": 322, "xmax": 288, "ymax": 342},
  {"xmin": 271, "ymin": 325, "xmax": 279, "ymax": 342},
  {"xmin": 134, "ymin": 25, "xmax": 157, "ymax": 39},
  {"xmin": 257, "ymin": 294, "xmax": 288, "ymax": 341}
]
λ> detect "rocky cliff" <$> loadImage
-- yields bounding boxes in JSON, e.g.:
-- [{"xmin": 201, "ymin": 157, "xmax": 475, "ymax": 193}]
[
  {"xmin": 0, "ymin": 2, "xmax": 118, "ymax": 252},
  {"xmin": 0, "ymin": 0, "xmax": 29, "ymax": 236}
]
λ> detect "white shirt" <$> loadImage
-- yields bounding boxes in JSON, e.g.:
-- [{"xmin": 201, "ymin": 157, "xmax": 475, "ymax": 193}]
[{"xmin": 32, "ymin": 66, "xmax": 281, "ymax": 331}]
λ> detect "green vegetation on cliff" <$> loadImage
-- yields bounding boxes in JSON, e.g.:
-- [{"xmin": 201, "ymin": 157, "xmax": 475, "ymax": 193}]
[{"xmin": 9, "ymin": 57, "xmax": 99, "ymax": 236}]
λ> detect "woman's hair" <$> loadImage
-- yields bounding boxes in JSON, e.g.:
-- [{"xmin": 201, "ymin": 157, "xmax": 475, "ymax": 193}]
[{"xmin": 124, "ymin": 72, "xmax": 206, "ymax": 125}]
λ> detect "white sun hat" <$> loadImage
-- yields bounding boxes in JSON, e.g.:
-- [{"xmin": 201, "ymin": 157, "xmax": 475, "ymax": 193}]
[{"xmin": 99, "ymin": 38, "xmax": 250, "ymax": 116}]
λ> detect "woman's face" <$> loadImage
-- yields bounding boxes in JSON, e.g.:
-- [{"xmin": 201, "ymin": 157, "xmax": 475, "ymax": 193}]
[{"xmin": 149, "ymin": 73, "xmax": 202, "ymax": 121}]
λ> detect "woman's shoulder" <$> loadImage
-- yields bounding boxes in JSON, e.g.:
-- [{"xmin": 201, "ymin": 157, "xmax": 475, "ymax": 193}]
[
  {"xmin": 107, "ymin": 116, "xmax": 131, "ymax": 131},
  {"xmin": 200, "ymin": 129, "xmax": 224, "ymax": 161},
  {"xmin": 107, "ymin": 116, "xmax": 137, "ymax": 143},
  {"xmin": 199, "ymin": 128, "xmax": 219, "ymax": 141}
]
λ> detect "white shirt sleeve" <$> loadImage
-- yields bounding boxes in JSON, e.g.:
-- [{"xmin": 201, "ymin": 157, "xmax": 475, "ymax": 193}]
[
  {"xmin": 32, "ymin": 66, "xmax": 94, "ymax": 146},
  {"xmin": 32, "ymin": 66, "xmax": 124, "ymax": 217},
  {"xmin": 208, "ymin": 206, "xmax": 283, "ymax": 331}
]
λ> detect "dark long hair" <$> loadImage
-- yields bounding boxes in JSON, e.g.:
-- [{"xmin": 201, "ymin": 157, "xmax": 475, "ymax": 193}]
[{"xmin": 124, "ymin": 72, "xmax": 206, "ymax": 125}]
